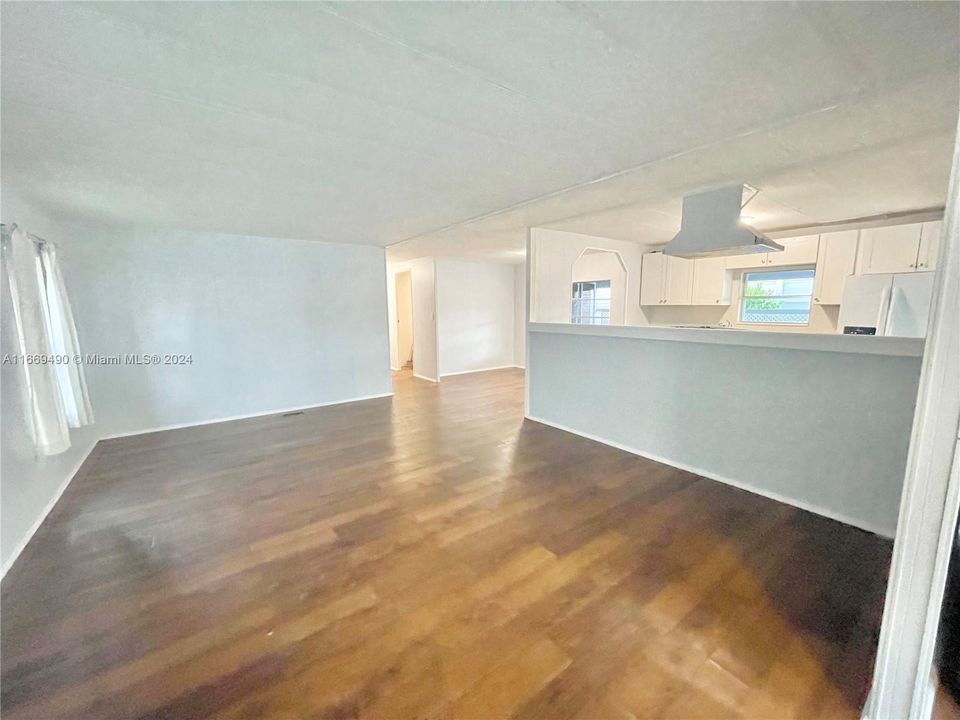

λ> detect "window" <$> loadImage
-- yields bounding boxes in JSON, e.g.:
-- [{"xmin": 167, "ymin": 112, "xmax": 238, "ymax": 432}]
[
  {"xmin": 571, "ymin": 280, "xmax": 611, "ymax": 325},
  {"xmin": 739, "ymin": 268, "xmax": 815, "ymax": 325}
]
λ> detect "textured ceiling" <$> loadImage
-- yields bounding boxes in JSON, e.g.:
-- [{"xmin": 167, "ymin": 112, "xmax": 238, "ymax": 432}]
[{"xmin": 2, "ymin": 2, "xmax": 958, "ymax": 261}]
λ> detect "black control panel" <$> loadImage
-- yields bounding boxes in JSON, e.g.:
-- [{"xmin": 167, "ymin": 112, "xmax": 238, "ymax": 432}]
[{"xmin": 843, "ymin": 326, "xmax": 877, "ymax": 335}]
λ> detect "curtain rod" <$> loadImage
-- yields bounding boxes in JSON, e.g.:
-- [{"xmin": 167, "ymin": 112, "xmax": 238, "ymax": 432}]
[{"xmin": 0, "ymin": 223, "xmax": 52, "ymax": 247}]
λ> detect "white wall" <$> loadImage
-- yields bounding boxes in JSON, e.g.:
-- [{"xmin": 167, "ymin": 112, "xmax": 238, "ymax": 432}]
[
  {"xmin": 2, "ymin": 198, "xmax": 393, "ymax": 572},
  {"xmin": 388, "ymin": 257, "xmax": 524, "ymax": 379},
  {"xmin": 62, "ymin": 223, "xmax": 392, "ymax": 437},
  {"xmin": 387, "ymin": 258, "xmax": 439, "ymax": 380},
  {"xmin": 527, "ymin": 325, "xmax": 923, "ymax": 536},
  {"xmin": 436, "ymin": 259, "xmax": 516, "ymax": 376},
  {"xmin": 529, "ymin": 227, "xmax": 648, "ymax": 326},
  {"xmin": 514, "ymin": 263, "xmax": 526, "ymax": 368},
  {"xmin": 1, "ymin": 193, "xmax": 100, "ymax": 573}
]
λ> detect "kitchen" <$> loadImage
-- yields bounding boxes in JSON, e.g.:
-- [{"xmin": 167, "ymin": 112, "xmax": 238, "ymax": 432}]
[
  {"xmin": 546, "ymin": 184, "xmax": 943, "ymax": 339},
  {"xmin": 640, "ymin": 217, "xmax": 941, "ymax": 339},
  {"xmin": 526, "ymin": 183, "xmax": 938, "ymax": 535}
]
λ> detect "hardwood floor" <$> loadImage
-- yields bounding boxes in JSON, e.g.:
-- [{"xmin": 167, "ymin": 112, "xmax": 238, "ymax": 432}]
[{"xmin": 2, "ymin": 368, "xmax": 892, "ymax": 719}]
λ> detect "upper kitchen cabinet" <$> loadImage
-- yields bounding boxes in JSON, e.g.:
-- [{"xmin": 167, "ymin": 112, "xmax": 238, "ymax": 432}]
[
  {"xmin": 640, "ymin": 252, "xmax": 693, "ymax": 305},
  {"xmin": 764, "ymin": 235, "xmax": 820, "ymax": 267},
  {"xmin": 917, "ymin": 221, "xmax": 942, "ymax": 271},
  {"xmin": 856, "ymin": 222, "xmax": 929, "ymax": 274},
  {"xmin": 690, "ymin": 256, "xmax": 730, "ymax": 305},
  {"xmin": 724, "ymin": 251, "xmax": 762, "ymax": 270},
  {"xmin": 664, "ymin": 255, "xmax": 694, "ymax": 305},
  {"xmin": 640, "ymin": 252, "xmax": 666, "ymax": 306},
  {"xmin": 812, "ymin": 230, "xmax": 858, "ymax": 305},
  {"xmin": 724, "ymin": 235, "xmax": 819, "ymax": 269}
]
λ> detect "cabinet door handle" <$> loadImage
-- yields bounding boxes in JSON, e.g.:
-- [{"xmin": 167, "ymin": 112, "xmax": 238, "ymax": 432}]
[
  {"xmin": 909, "ymin": 263, "xmax": 915, "ymax": 268},
  {"xmin": 814, "ymin": 297, "xmax": 819, "ymax": 302}
]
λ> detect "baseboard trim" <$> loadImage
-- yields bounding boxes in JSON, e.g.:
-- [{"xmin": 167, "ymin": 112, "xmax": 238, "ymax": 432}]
[
  {"xmin": 1, "ymin": 440, "xmax": 98, "ymax": 579},
  {"xmin": 412, "ymin": 373, "xmax": 439, "ymax": 383},
  {"xmin": 526, "ymin": 414, "xmax": 894, "ymax": 538},
  {"xmin": 100, "ymin": 392, "xmax": 395, "ymax": 441},
  {"xmin": 439, "ymin": 365, "xmax": 521, "ymax": 378}
]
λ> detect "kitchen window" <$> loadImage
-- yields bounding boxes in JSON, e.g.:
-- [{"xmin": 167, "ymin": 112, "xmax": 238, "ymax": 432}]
[
  {"xmin": 739, "ymin": 268, "xmax": 815, "ymax": 325},
  {"xmin": 571, "ymin": 280, "xmax": 611, "ymax": 325}
]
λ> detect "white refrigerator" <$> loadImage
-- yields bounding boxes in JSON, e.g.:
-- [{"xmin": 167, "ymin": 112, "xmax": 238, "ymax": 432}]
[{"xmin": 838, "ymin": 272, "xmax": 935, "ymax": 337}]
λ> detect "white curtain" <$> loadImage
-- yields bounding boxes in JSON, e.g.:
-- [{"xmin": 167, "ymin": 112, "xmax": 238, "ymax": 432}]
[{"xmin": 3, "ymin": 225, "xmax": 93, "ymax": 455}]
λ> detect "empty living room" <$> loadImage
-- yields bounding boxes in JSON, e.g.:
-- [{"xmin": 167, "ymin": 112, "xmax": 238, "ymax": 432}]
[{"xmin": 3, "ymin": 2, "xmax": 960, "ymax": 719}]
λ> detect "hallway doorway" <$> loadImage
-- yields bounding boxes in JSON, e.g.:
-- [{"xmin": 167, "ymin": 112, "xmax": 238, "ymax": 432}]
[{"xmin": 395, "ymin": 270, "xmax": 414, "ymax": 371}]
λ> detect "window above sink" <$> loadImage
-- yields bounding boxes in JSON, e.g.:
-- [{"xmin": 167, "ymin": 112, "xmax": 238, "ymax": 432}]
[{"xmin": 740, "ymin": 268, "xmax": 816, "ymax": 325}]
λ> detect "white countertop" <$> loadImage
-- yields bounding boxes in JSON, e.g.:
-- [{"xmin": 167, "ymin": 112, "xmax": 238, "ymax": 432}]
[{"xmin": 528, "ymin": 322, "xmax": 925, "ymax": 358}]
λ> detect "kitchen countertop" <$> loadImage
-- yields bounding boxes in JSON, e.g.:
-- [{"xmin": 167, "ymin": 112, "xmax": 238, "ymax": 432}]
[{"xmin": 528, "ymin": 322, "xmax": 924, "ymax": 358}]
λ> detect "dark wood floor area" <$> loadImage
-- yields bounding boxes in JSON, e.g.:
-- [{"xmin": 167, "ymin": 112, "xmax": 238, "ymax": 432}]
[{"xmin": 2, "ymin": 368, "xmax": 892, "ymax": 719}]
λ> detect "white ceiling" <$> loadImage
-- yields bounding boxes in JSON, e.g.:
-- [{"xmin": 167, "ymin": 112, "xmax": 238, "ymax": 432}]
[{"xmin": 2, "ymin": 2, "xmax": 958, "ymax": 262}]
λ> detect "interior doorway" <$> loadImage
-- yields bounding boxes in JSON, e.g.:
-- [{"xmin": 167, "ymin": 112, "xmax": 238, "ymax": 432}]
[
  {"xmin": 571, "ymin": 248, "xmax": 628, "ymax": 325},
  {"xmin": 395, "ymin": 270, "xmax": 414, "ymax": 372}
]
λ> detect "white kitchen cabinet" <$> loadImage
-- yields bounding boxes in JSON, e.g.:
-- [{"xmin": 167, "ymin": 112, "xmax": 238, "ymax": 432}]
[
  {"xmin": 640, "ymin": 252, "xmax": 692, "ymax": 305},
  {"xmin": 812, "ymin": 230, "xmax": 858, "ymax": 305},
  {"xmin": 724, "ymin": 235, "xmax": 819, "ymax": 269},
  {"xmin": 723, "ymin": 253, "xmax": 764, "ymax": 270},
  {"xmin": 690, "ymin": 256, "xmax": 730, "ymax": 305},
  {"xmin": 857, "ymin": 223, "xmax": 924, "ymax": 274},
  {"xmin": 764, "ymin": 235, "xmax": 819, "ymax": 267},
  {"xmin": 640, "ymin": 252, "xmax": 667, "ymax": 306},
  {"xmin": 917, "ymin": 221, "xmax": 942, "ymax": 271},
  {"xmin": 663, "ymin": 255, "xmax": 693, "ymax": 305}
]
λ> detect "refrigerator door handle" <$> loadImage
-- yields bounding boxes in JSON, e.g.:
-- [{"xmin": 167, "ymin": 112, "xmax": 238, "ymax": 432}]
[
  {"xmin": 876, "ymin": 285, "xmax": 892, "ymax": 336},
  {"xmin": 884, "ymin": 287, "xmax": 902, "ymax": 336}
]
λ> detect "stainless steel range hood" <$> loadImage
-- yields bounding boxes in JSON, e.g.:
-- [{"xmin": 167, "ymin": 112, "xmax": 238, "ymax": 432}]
[{"xmin": 663, "ymin": 185, "xmax": 783, "ymax": 258}]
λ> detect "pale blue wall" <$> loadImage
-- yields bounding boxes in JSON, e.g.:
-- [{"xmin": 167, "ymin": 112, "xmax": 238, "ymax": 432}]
[{"xmin": 527, "ymin": 327, "xmax": 922, "ymax": 536}]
